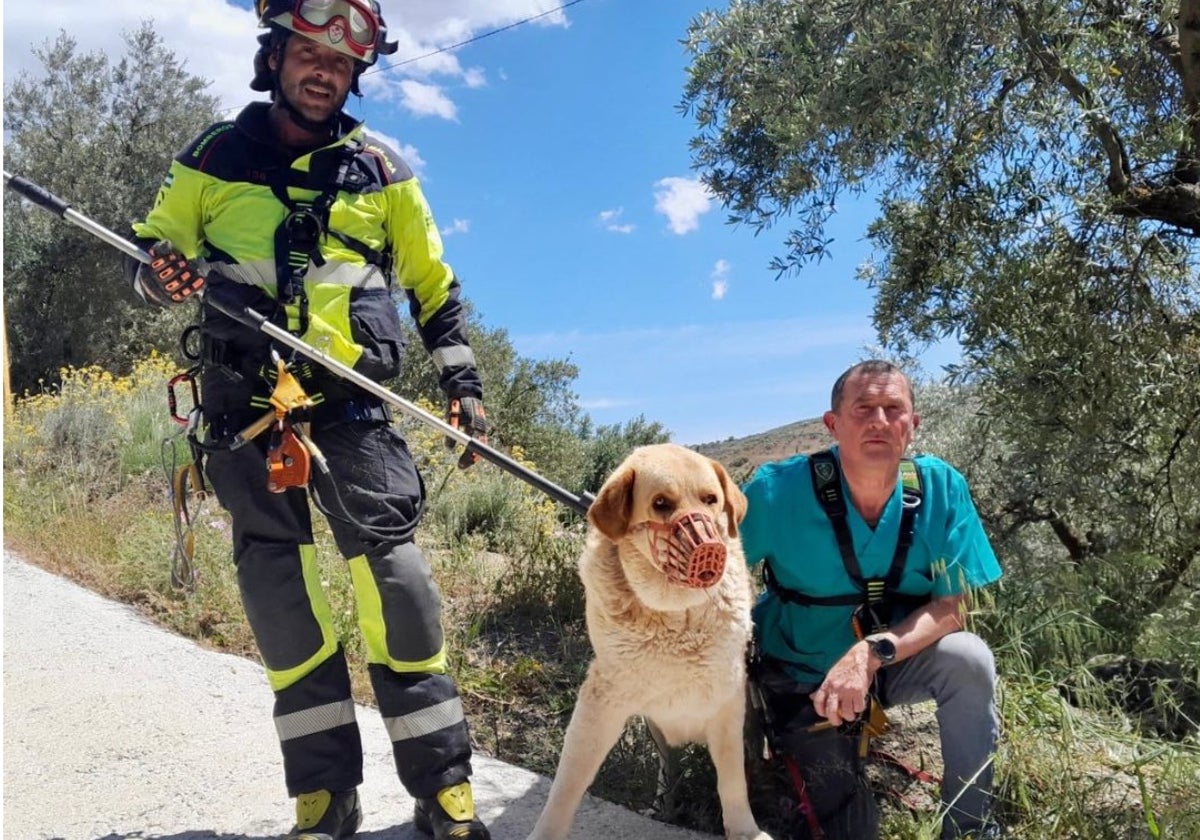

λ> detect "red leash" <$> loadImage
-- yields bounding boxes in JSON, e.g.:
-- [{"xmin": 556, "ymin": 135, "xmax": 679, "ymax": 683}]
[
  {"xmin": 781, "ymin": 753, "xmax": 826, "ymax": 840},
  {"xmin": 869, "ymin": 748, "xmax": 941, "ymax": 785}
]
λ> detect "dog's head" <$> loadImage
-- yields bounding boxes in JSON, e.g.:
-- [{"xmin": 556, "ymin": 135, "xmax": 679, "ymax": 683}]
[{"xmin": 586, "ymin": 443, "xmax": 748, "ymax": 610}]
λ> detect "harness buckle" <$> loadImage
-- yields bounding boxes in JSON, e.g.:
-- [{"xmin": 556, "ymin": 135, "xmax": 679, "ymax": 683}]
[{"xmin": 851, "ymin": 600, "xmax": 888, "ymax": 639}]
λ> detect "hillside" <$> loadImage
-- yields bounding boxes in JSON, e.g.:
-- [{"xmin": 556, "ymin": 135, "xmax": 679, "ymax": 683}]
[{"xmin": 692, "ymin": 416, "xmax": 829, "ymax": 483}]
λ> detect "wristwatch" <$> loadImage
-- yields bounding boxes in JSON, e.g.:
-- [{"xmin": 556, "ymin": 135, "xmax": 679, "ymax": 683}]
[{"xmin": 864, "ymin": 634, "xmax": 897, "ymax": 665}]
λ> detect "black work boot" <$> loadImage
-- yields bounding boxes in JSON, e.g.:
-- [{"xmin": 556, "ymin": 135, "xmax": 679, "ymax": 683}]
[
  {"xmin": 286, "ymin": 788, "xmax": 362, "ymax": 840},
  {"xmin": 413, "ymin": 781, "xmax": 491, "ymax": 840}
]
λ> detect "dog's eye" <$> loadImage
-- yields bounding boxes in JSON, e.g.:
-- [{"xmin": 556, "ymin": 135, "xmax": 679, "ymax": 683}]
[
  {"xmin": 701, "ymin": 493, "xmax": 719, "ymax": 506},
  {"xmin": 652, "ymin": 496, "xmax": 675, "ymax": 515}
]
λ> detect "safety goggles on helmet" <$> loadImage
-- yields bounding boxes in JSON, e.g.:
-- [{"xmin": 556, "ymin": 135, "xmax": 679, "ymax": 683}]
[{"xmin": 263, "ymin": 0, "xmax": 384, "ymax": 64}]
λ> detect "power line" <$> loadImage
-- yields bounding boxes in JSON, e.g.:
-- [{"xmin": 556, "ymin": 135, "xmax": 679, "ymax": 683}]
[
  {"xmin": 363, "ymin": 0, "xmax": 589, "ymax": 78},
  {"xmin": 217, "ymin": 1, "xmax": 590, "ymax": 115}
]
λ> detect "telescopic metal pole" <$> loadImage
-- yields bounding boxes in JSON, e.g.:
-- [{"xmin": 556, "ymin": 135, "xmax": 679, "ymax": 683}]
[{"xmin": 3, "ymin": 169, "xmax": 595, "ymax": 515}]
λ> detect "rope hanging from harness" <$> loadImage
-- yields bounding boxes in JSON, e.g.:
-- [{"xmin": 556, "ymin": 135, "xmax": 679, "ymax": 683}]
[{"xmin": 163, "ymin": 366, "xmax": 208, "ymax": 590}]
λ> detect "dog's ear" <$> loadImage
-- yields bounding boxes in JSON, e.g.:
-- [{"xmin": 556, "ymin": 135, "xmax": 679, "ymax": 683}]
[
  {"xmin": 589, "ymin": 467, "xmax": 636, "ymax": 541},
  {"xmin": 710, "ymin": 458, "xmax": 748, "ymax": 537}
]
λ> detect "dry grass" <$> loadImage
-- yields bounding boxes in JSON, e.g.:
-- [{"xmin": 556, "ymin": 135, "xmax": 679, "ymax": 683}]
[
  {"xmin": 693, "ymin": 417, "xmax": 830, "ymax": 484},
  {"xmin": 4, "ymin": 360, "xmax": 1199, "ymax": 840}
]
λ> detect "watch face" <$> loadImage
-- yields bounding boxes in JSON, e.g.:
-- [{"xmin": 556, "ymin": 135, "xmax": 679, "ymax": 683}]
[{"xmin": 869, "ymin": 637, "xmax": 896, "ymax": 663}]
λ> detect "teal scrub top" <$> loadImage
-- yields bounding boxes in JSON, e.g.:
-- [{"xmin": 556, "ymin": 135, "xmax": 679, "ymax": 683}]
[{"xmin": 741, "ymin": 448, "xmax": 1002, "ymax": 682}]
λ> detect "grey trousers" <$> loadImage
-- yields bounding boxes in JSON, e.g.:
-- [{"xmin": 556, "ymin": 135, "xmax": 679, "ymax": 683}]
[
  {"xmin": 764, "ymin": 631, "xmax": 998, "ymax": 839},
  {"xmin": 879, "ymin": 631, "xmax": 998, "ymax": 838}
]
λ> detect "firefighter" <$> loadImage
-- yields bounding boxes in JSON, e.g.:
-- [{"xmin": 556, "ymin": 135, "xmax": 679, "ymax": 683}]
[{"xmin": 127, "ymin": 2, "xmax": 492, "ymax": 837}]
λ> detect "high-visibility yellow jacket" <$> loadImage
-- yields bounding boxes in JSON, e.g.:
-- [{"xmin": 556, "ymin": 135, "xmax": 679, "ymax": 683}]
[{"xmin": 134, "ymin": 102, "xmax": 480, "ymax": 415}]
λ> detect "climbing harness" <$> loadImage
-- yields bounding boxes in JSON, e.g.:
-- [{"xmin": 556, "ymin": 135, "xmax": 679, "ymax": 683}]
[
  {"xmin": 762, "ymin": 450, "xmax": 927, "ymax": 637},
  {"xmin": 3, "ymin": 170, "xmax": 595, "ymax": 514},
  {"xmin": 747, "ymin": 451, "xmax": 937, "ymax": 836}
]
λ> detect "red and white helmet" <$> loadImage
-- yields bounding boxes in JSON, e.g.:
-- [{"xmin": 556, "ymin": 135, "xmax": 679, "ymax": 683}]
[{"xmin": 256, "ymin": 0, "xmax": 397, "ymax": 67}]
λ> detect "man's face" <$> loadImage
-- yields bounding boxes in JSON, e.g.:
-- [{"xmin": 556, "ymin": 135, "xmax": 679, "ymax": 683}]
[
  {"xmin": 271, "ymin": 34, "xmax": 354, "ymax": 124},
  {"xmin": 823, "ymin": 371, "xmax": 919, "ymax": 468}
]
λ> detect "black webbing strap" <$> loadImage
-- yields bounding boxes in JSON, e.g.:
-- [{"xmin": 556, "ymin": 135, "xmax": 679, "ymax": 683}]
[
  {"xmin": 810, "ymin": 449, "xmax": 864, "ymax": 582},
  {"xmin": 763, "ymin": 562, "xmax": 862, "ymax": 607},
  {"xmin": 268, "ymin": 136, "xmax": 375, "ymax": 336},
  {"xmin": 763, "ymin": 451, "xmax": 925, "ymax": 614},
  {"xmin": 809, "ymin": 449, "xmax": 922, "ymax": 606}
]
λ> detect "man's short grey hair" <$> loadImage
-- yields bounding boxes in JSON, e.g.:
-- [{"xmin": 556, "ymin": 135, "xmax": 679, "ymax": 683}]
[{"xmin": 830, "ymin": 360, "xmax": 914, "ymax": 412}]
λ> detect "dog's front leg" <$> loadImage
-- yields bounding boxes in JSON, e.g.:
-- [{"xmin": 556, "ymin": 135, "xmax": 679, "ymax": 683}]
[
  {"xmin": 707, "ymin": 689, "xmax": 774, "ymax": 840},
  {"xmin": 526, "ymin": 675, "xmax": 630, "ymax": 840}
]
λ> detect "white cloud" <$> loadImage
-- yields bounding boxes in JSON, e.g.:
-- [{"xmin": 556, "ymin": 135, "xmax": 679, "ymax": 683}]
[
  {"xmin": 462, "ymin": 67, "xmax": 487, "ymax": 89},
  {"xmin": 362, "ymin": 2, "xmax": 567, "ymax": 115},
  {"xmin": 598, "ymin": 208, "xmax": 635, "ymax": 234},
  {"xmin": 441, "ymin": 218, "xmax": 470, "ymax": 237},
  {"xmin": 653, "ymin": 176, "xmax": 712, "ymax": 235},
  {"xmin": 580, "ymin": 397, "xmax": 639, "ymax": 411},
  {"xmin": 3, "ymin": 1, "xmax": 570, "ymax": 123},
  {"xmin": 398, "ymin": 79, "xmax": 458, "ymax": 120},
  {"xmin": 383, "ymin": 2, "xmax": 568, "ymax": 46},
  {"xmin": 396, "ymin": 143, "xmax": 428, "ymax": 178},
  {"xmin": 360, "ymin": 127, "xmax": 428, "ymax": 178},
  {"xmin": 710, "ymin": 259, "xmax": 730, "ymax": 300}
]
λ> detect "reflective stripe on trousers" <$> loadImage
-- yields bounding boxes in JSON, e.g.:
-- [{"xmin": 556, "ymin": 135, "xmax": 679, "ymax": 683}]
[{"xmin": 204, "ymin": 418, "xmax": 474, "ymax": 796}]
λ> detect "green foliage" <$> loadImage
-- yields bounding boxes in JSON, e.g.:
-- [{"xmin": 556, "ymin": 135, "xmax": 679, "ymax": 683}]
[
  {"xmin": 579, "ymin": 414, "xmax": 672, "ymax": 493},
  {"xmin": 683, "ymin": 0, "xmax": 1200, "ymax": 639},
  {"xmin": 6, "ymin": 355, "xmax": 1200, "ymax": 840},
  {"xmin": 426, "ymin": 464, "xmax": 587, "ymax": 620},
  {"xmin": 915, "ymin": 380, "xmax": 1200, "ymax": 664},
  {"xmin": 389, "ymin": 311, "xmax": 673, "ymax": 496},
  {"xmin": 3, "ymin": 23, "xmax": 221, "ymax": 395},
  {"xmin": 388, "ymin": 310, "xmax": 594, "ymax": 489}
]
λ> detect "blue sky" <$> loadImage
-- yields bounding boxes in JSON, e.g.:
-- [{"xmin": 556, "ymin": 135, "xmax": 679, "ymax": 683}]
[{"xmin": 4, "ymin": 0, "xmax": 957, "ymax": 444}]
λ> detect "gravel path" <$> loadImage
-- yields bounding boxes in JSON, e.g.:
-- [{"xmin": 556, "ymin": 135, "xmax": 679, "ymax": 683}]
[{"xmin": 3, "ymin": 550, "xmax": 713, "ymax": 840}]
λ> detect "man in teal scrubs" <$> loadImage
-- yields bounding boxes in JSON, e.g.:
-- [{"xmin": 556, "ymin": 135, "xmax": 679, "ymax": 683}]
[{"xmin": 742, "ymin": 360, "xmax": 1001, "ymax": 839}]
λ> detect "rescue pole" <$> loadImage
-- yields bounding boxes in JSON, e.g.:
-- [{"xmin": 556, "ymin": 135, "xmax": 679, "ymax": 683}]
[{"xmin": 4, "ymin": 169, "xmax": 595, "ymax": 516}]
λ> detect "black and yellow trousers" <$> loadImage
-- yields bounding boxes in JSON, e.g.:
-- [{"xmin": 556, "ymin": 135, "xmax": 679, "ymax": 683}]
[{"xmin": 205, "ymin": 414, "xmax": 473, "ymax": 799}]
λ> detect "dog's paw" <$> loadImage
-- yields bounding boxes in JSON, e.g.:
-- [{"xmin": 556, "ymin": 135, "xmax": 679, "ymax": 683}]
[{"xmin": 727, "ymin": 832, "xmax": 774, "ymax": 840}]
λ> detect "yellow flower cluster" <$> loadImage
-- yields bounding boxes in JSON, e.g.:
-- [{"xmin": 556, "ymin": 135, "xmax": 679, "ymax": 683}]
[{"xmin": 6, "ymin": 352, "xmax": 186, "ymax": 470}]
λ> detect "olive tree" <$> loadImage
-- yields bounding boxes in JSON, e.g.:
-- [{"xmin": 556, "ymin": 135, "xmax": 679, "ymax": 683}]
[
  {"xmin": 4, "ymin": 24, "xmax": 221, "ymax": 394},
  {"xmin": 682, "ymin": 0, "xmax": 1199, "ymax": 639}
]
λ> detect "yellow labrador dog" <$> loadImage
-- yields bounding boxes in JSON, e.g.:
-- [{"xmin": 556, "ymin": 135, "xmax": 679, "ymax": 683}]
[{"xmin": 526, "ymin": 444, "xmax": 772, "ymax": 840}]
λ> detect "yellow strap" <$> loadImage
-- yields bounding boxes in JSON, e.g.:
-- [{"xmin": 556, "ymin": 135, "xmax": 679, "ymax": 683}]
[{"xmin": 899, "ymin": 458, "xmax": 921, "ymax": 496}]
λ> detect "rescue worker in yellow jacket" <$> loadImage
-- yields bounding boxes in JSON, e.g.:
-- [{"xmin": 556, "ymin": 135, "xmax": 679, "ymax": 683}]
[{"xmin": 126, "ymin": 2, "xmax": 492, "ymax": 838}]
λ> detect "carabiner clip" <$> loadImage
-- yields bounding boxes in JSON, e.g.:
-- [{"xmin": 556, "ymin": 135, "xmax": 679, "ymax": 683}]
[{"xmin": 167, "ymin": 370, "xmax": 201, "ymax": 427}]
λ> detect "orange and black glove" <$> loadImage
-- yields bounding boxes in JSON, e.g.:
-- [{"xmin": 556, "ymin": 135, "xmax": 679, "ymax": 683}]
[
  {"xmin": 133, "ymin": 240, "xmax": 206, "ymax": 306},
  {"xmin": 445, "ymin": 396, "xmax": 492, "ymax": 469}
]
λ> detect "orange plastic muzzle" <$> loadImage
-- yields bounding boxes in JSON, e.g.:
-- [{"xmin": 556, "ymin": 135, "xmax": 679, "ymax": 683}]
[{"xmin": 635, "ymin": 511, "xmax": 727, "ymax": 589}]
